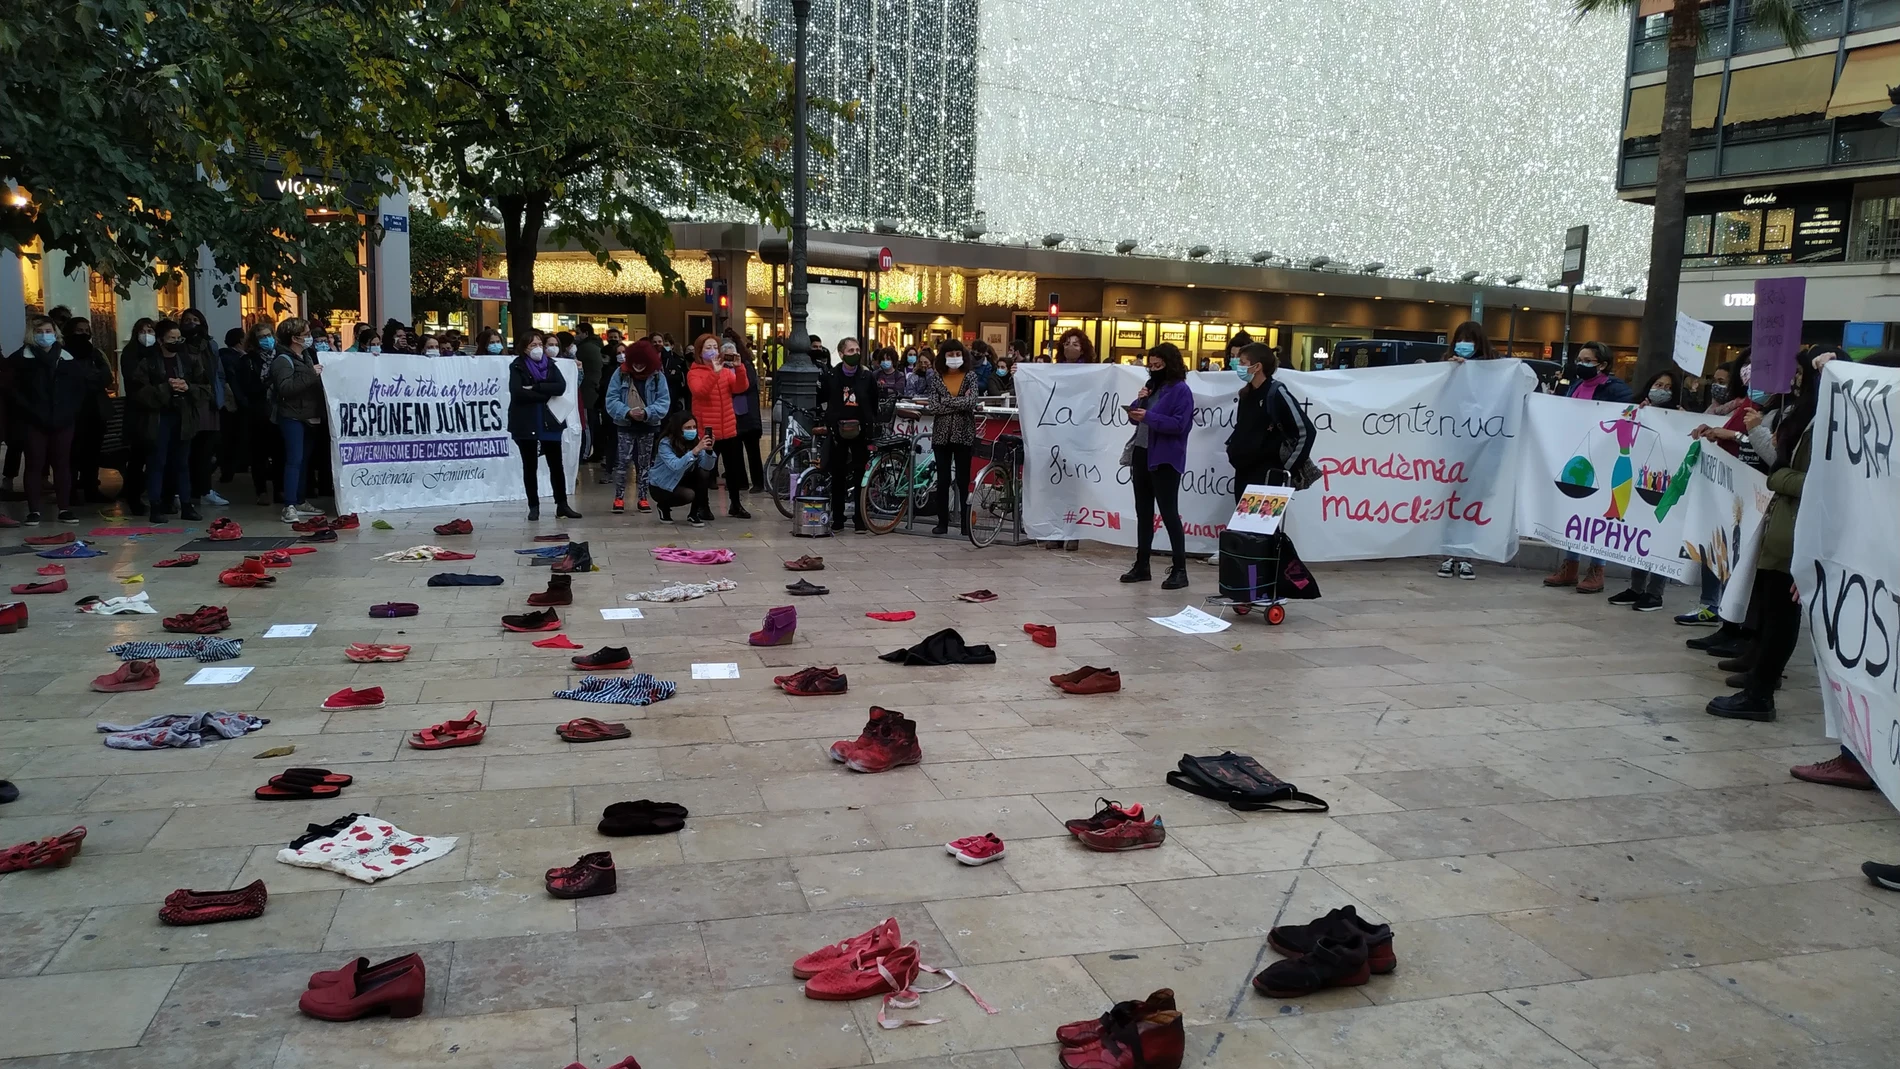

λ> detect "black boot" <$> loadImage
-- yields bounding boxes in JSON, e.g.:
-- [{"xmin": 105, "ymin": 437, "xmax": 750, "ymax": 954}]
[
  {"xmin": 556, "ymin": 501, "xmax": 582, "ymax": 520},
  {"xmin": 729, "ymin": 497, "xmax": 751, "ymax": 520},
  {"xmin": 179, "ymin": 502, "xmax": 202, "ymax": 521},
  {"xmin": 1120, "ymin": 559, "xmax": 1152, "ymax": 583},
  {"xmin": 1161, "ymin": 566, "xmax": 1189, "ymax": 590},
  {"xmin": 1707, "ymin": 690, "xmax": 1774, "ymax": 721}
]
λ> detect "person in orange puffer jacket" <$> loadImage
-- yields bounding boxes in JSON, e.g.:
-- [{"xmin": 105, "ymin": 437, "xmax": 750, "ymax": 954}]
[{"xmin": 685, "ymin": 333, "xmax": 751, "ymax": 518}]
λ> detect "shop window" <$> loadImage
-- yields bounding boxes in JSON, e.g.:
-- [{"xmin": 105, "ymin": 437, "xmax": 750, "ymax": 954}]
[
  {"xmin": 1849, "ymin": 194, "xmax": 1900, "ymax": 261},
  {"xmin": 1852, "ymin": 0, "xmax": 1900, "ymax": 30},
  {"xmin": 1714, "ymin": 210, "xmax": 1764, "ymax": 255},
  {"xmin": 1763, "ymin": 207, "xmax": 1795, "ymax": 251},
  {"xmin": 1685, "ymin": 214, "xmax": 1714, "ymax": 256}
]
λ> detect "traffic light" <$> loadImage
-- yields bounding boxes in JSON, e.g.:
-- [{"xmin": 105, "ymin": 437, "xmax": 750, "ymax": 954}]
[
  {"xmin": 1047, "ymin": 292, "xmax": 1060, "ymax": 320},
  {"xmin": 704, "ymin": 278, "xmax": 729, "ymax": 308}
]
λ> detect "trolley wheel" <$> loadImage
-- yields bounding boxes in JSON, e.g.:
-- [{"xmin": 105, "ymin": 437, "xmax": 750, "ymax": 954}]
[
  {"xmin": 1231, "ymin": 604, "xmax": 1251, "ymax": 616},
  {"xmin": 1265, "ymin": 604, "xmax": 1287, "ymax": 625}
]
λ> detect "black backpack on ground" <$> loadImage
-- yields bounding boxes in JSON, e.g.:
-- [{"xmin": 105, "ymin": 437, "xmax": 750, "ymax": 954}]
[{"xmin": 1165, "ymin": 752, "xmax": 1329, "ymax": 812}]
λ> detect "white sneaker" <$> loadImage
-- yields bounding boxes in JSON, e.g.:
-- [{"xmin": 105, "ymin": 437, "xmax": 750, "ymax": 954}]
[
  {"xmin": 1437, "ymin": 558, "xmax": 1455, "ymax": 578},
  {"xmin": 203, "ymin": 489, "xmax": 229, "ymax": 506},
  {"xmin": 281, "ymin": 505, "xmax": 301, "ymax": 523},
  {"xmin": 294, "ymin": 503, "xmax": 324, "ymax": 517},
  {"xmin": 1457, "ymin": 561, "xmax": 1476, "ymax": 580},
  {"xmin": 1199, "ymin": 552, "xmax": 1221, "ymax": 566}
]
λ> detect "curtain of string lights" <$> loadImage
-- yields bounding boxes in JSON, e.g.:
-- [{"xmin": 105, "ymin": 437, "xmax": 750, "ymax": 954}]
[{"xmin": 750, "ymin": 0, "xmax": 1651, "ymax": 289}]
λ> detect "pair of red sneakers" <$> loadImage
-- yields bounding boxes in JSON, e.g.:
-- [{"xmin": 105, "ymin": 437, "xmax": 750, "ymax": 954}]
[
  {"xmin": 1052, "ymin": 666, "xmax": 1121, "ymax": 694},
  {"xmin": 792, "ymin": 918, "xmax": 996, "ymax": 1027},
  {"xmin": 163, "ymin": 604, "xmax": 229, "ymax": 634},
  {"xmin": 1065, "ymin": 797, "xmax": 1165, "ymax": 852},
  {"xmin": 1056, "ymin": 988, "xmax": 1185, "ymax": 1069},
  {"xmin": 775, "ymin": 666, "xmax": 847, "ymax": 696},
  {"xmin": 828, "ymin": 706, "xmax": 921, "ymax": 773}
]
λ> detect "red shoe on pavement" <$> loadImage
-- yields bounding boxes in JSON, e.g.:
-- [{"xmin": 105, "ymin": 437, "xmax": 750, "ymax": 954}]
[
  {"xmin": 36, "ymin": 563, "xmax": 65, "ymax": 576},
  {"xmin": 298, "ymin": 953, "xmax": 426, "ymax": 1021},
  {"xmin": 1058, "ymin": 668, "xmax": 1121, "ymax": 695},
  {"xmin": 1791, "ymin": 752, "xmax": 1877, "ymax": 790},
  {"xmin": 778, "ymin": 666, "xmax": 848, "ymax": 696},
  {"xmin": 290, "ymin": 515, "xmax": 331, "ymax": 533},
  {"xmin": 320, "ymin": 686, "xmax": 386, "ymax": 711},
  {"xmin": 0, "ymin": 601, "xmax": 27, "ymax": 633},
  {"xmin": 1059, "ymin": 1008, "xmax": 1184, "ymax": 1069},
  {"xmin": 1024, "ymin": 623, "xmax": 1058, "ymax": 647},
  {"xmin": 791, "ymin": 916, "xmax": 901, "ymax": 979},
  {"xmin": 501, "ymin": 608, "xmax": 562, "ymax": 632},
  {"xmin": 328, "ymin": 513, "xmax": 360, "ymax": 530},
  {"xmin": 829, "ymin": 706, "xmax": 903, "ymax": 763},
  {"xmin": 1057, "ymin": 989, "xmax": 1178, "ymax": 1048},
  {"xmin": 847, "ymin": 714, "xmax": 922, "ymax": 774},
  {"xmin": 532, "ymin": 633, "xmax": 585, "ymax": 649},
  {"xmin": 206, "ymin": 517, "xmax": 243, "ymax": 540},
  {"xmin": 1076, "ymin": 813, "xmax": 1165, "ymax": 852},
  {"xmin": 433, "ymin": 518, "xmax": 474, "ymax": 536},
  {"xmin": 91, "ymin": 660, "xmax": 160, "ymax": 692},
  {"xmin": 946, "ymin": 833, "xmax": 1007, "ymax": 865},
  {"xmin": 803, "ymin": 943, "xmax": 924, "ymax": 1001},
  {"xmin": 1064, "ymin": 798, "xmax": 1145, "ymax": 838},
  {"xmin": 10, "ymin": 578, "xmax": 67, "ymax": 595},
  {"xmin": 572, "ymin": 646, "xmax": 633, "ymax": 671}
]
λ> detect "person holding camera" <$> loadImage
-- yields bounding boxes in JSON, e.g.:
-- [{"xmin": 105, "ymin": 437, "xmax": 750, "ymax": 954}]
[
  {"xmin": 648, "ymin": 411, "xmax": 717, "ymax": 526},
  {"xmin": 685, "ymin": 333, "xmax": 751, "ymax": 519}
]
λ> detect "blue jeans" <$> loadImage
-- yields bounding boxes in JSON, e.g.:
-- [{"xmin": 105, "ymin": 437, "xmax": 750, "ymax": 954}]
[
  {"xmin": 279, "ymin": 418, "xmax": 307, "ymax": 506},
  {"xmin": 1700, "ymin": 567, "xmax": 1721, "ymax": 610},
  {"xmin": 147, "ymin": 414, "xmax": 191, "ymax": 509},
  {"xmin": 1564, "ymin": 550, "xmax": 1602, "ymax": 567}
]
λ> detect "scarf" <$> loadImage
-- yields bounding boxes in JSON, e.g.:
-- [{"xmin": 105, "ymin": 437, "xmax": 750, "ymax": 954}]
[{"xmin": 525, "ymin": 354, "xmax": 551, "ymax": 382}]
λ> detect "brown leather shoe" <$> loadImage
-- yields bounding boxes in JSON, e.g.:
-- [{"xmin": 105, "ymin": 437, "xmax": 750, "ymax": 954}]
[
  {"xmin": 1575, "ymin": 565, "xmax": 1605, "ymax": 594},
  {"xmin": 1543, "ymin": 560, "xmax": 1578, "ymax": 587}
]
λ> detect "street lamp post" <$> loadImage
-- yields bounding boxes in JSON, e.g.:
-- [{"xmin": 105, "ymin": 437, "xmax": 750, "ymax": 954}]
[{"xmin": 775, "ymin": 0, "xmax": 820, "ymax": 421}]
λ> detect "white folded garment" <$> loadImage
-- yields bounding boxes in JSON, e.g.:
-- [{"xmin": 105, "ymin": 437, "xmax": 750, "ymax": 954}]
[
  {"xmin": 275, "ymin": 814, "xmax": 458, "ymax": 882},
  {"xmin": 79, "ymin": 591, "xmax": 156, "ymax": 614}
]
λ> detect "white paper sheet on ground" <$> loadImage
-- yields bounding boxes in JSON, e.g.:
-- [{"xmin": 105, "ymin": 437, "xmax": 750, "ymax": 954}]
[
  {"xmin": 691, "ymin": 662, "xmax": 741, "ymax": 679},
  {"xmin": 1149, "ymin": 606, "xmax": 1232, "ymax": 634},
  {"xmin": 185, "ymin": 666, "xmax": 255, "ymax": 685},
  {"xmin": 262, "ymin": 624, "xmax": 318, "ymax": 638},
  {"xmin": 599, "ymin": 608, "xmax": 645, "ymax": 620}
]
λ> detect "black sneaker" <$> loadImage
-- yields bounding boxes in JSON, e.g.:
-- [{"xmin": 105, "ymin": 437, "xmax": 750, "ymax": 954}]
[
  {"xmin": 1687, "ymin": 624, "xmax": 1741, "ymax": 651},
  {"xmin": 21, "ymin": 512, "xmax": 40, "ymax": 525},
  {"xmin": 1634, "ymin": 593, "xmax": 1664, "ymax": 612},
  {"xmin": 1865, "ymin": 861, "xmax": 1900, "ymax": 892},
  {"xmin": 1706, "ymin": 691, "xmax": 1775, "ymax": 721},
  {"xmin": 179, "ymin": 504, "xmax": 203, "ymax": 521},
  {"xmin": 657, "ymin": 508, "xmax": 674, "ymax": 524},
  {"xmin": 56, "ymin": 509, "xmax": 77, "ymax": 523},
  {"xmin": 1607, "ymin": 589, "xmax": 1639, "ymax": 606},
  {"xmin": 688, "ymin": 516, "xmax": 706, "ymax": 528}
]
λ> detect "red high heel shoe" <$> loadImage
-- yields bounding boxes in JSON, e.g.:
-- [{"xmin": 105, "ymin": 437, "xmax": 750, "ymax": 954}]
[
  {"xmin": 298, "ymin": 952, "xmax": 426, "ymax": 1020},
  {"xmin": 0, "ymin": 826, "xmax": 86, "ymax": 873}
]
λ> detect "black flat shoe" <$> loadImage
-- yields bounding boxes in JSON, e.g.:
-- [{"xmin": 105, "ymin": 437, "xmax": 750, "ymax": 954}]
[
  {"xmin": 786, "ymin": 579, "xmax": 829, "ymax": 596},
  {"xmin": 1706, "ymin": 691, "xmax": 1775, "ymax": 721}
]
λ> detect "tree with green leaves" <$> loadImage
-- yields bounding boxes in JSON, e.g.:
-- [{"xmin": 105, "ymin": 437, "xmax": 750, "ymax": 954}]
[
  {"xmin": 409, "ymin": 211, "xmax": 500, "ymax": 317},
  {"xmin": 1573, "ymin": 0, "xmax": 1807, "ymax": 384},
  {"xmin": 0, "ymin": 1, "xmax": 415, "ymax": 301},
  {"xmin": 415, "ymin": 0, "xmax": 799, "ymax": 345}
]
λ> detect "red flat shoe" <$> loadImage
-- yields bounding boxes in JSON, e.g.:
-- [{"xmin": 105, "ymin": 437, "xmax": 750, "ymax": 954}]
[
  {"xmin": 254, "ymin": 780, "xmax": 344, "ymax": 801},
  {"xmin": 308, "ymin": 953, "xmax": 417, "ymax": 990},
  {"xmin": 36, "ymin": 563, "xmax": 66, "ymax": 576},
  {"xmin": 556, "ymin": 718, "xmax": 632, "ymax": 743},
  {"xmin": 433, "ymin": 549, "xmax": 476, "ymax": 561},
  {"xmin": 10, "ymin": 578, "xmax": 67, "ymax": 595},
  {"xmin": 532, "ymin": 633, "xmax": 584, "ymax": 649},
  {"xmin": 23, "ymin": 531, "xmax": 76, "ymax": 546},
  {"xmin": 159, "ymin": 882, "xmax": 268, "ymax": 925},
  {"xmin": 152, "ymin": 553, "xmax": 201, "ymax": 568},
  {"xmin": 218, "ymin": 569, "xmax": 275, "ymax": 587},
  {"xmin": 409, "ymin": 713, "xmax": 485, "ymax": 749},
  {"xmin": 91, "ymin": 660, "xmax": 160, "ymax": 692},
  {"xmin": 274, "ymin": 768, "xmax": 355, "ymax": 789},
  {"xmin": 298, "ymin": 953, "xmax": 426, "ymax": 1021},
  {"xmin": 251, "ymin": 550, "xmax": 293, "ymax": 568}
]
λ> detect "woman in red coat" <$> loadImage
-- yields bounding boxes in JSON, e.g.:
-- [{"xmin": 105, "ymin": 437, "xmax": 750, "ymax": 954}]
[{"xmin": 684, "ymin": 332, "xmax": 751, "ymax": 519}]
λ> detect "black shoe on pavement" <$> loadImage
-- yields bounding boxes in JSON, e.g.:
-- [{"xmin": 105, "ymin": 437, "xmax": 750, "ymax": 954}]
[
  {"xmin": 179, "ymin": 504, "xmax": 203, "ymax": 521},
  {"xmin": 1706, "ymin": 691, "xmax": 1775, "ymax": 721},
  {"xmin": 1865, "ymin": 861, "xmax": 1900, "ymax": 892},
  {"xmin": 57, "ymin": 509, "xmax": 77, "ymax": 523},
  {"xmin": 1607, "ymin": 589, "xmax": 1639, "ymax": 606},
  {"xmin": 729, "ymin": 502, "xmax": 752, "ymax": 520},
  {"xmin": 657, "ymin": 508, "xmax": 673, "ymax": 523},
  {"xmin": 1705, "ymin": 638, "xmax": 1750, "ymax": 659},
  {"xmin": 1160, "ymin": 567, "xmax": 1189, "ymax": 591},
  {"xmin": 1717, "ymin": 655, "xmax": 1752, "ymax": 672},
  {"xmin": 1634, "ymin": 593, "xmax": 1664, "ymax": 612},
  {"xmin": 21, "ymin": 512, "xmax": 41, "ymax": 525},
  {"xmin": 1687, "ymin": 624, "xmax": 1741, "ymax": 651},
  {"xmin": 1725, "ymin": 672, "xmax": 1781, "ymax": 691},
  {"xmin": 556, "ymin": 504, "xmax": 582, "ymax": 520},
  {"xmin": 1120, "ymin": 565, "xmax": 1152, "ymax": 584}
]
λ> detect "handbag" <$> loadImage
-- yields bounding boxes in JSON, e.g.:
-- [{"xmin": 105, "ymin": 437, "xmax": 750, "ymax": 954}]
[
  {"xmin": 1269, "ymin": 380, "xmax": 1322, "ymax": 490},
  {"xmin": 1165, "ymin": 752, "xmax": 1329, "ymax": 812}
]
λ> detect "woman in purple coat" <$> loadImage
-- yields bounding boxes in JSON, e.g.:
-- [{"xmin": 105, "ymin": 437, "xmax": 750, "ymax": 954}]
[{"xmin": 1124, "ymin": 342, "xmax": 1194, "ymax": 589}]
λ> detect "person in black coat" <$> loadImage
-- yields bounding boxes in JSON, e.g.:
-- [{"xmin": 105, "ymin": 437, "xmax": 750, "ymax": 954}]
[
  {"xmin": 723, "ymin": 332, "xmax": 766, "ymax": 490},
  {"xmin": 818, "ymin": 336, "xmax": 879, "ymax": 532},
  {"xmin": 62, "ymin": 316, "xmax": 115, "ymax": 504},
  {"xmin": 8, "ymin": 315, "xmax": 106, "ymax": 523},
  {"xmin": 508, "ymin": 347, "xmax": 580, "ymax": 522}
]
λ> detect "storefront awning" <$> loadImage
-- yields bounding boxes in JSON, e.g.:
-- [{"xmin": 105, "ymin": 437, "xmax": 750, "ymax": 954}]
[
  {"xmin": 1623, "ymin": 74, "xmax": 1721, "ymax": 139},
  {"xmin": 1827, "ymin": 42, "xmax": 1900, "ymax": 118},
  {"xmin": 1723, "ymin": 55, "xmax": 1837, "ymax": 126}
]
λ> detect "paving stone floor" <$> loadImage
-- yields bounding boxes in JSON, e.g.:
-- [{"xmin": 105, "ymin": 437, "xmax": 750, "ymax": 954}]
[{"xmin": 1, "ymin": 491, "xmax": 1897, "ymax": 1069}]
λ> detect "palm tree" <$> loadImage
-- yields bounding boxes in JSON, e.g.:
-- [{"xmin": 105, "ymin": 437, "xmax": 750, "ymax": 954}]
[{"xmin": 1574, "ymin": 0, "xmax": 1808, "ymax": 384}]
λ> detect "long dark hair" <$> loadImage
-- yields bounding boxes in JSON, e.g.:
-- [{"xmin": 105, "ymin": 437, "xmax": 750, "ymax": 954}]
[
  {"xmin": 1773, "ymin": 345, "xmax": 1844, "ymax": 464},
  {"xmin": 661, "ymin": 410, "xmax": 699, "ymax": 456},
  {"xmin": 1449, "ymin": 320, "xmax": 1491, "ymax": 359},
  {"xmin": 1639, "ymin": 368, "xmax": 1680, "ymax": 409},
  {"xmin": 1149, "ymin": 342, "xmax": 1187, "ymax": 384}
]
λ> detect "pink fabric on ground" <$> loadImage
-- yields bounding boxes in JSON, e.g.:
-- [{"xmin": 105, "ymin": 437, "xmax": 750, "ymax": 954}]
[
  {"xmin": 650, "ymin": 547, "xmax": 735, "ymax": 565},
  {"xmin": 866, "ymin": 611, "xmax": 917, "ymax": 622}
]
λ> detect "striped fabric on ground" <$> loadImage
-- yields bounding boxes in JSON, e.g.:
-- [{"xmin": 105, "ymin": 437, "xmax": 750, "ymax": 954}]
[
  {"xmin": 553, "ymin": 675, "xmax": 678, "ymax": 706},
  {"xmin": 106, "ymin": 637, "xmax": 245, "ymax": 662}
]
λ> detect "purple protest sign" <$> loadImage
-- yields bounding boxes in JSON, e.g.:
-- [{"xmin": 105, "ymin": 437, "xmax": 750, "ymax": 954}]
[
  {"xmin": 464, "ymin": 277, "xmax": 510, "ymax": 302},
  {"xmin": 1750, "ymin": 277, "xmax": 1805, "ymax": 394}
]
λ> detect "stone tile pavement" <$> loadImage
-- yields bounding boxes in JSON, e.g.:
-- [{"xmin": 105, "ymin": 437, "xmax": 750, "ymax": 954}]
[{"xmin": 1, "ymin": 495, "xmax": 1897, "ymax": 1068}]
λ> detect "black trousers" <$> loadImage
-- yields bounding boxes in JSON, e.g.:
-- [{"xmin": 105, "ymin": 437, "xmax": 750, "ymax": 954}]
[
  {"xmin": 740, "ymin": 428, "xmax": 765, "ymax": 488},
  {"xmin": 931, "ymin": 443, "xmax": 972, "ymax": 530},
  {"xmin": 189, "ymin": 429, "xmax": 218, "ymax": 500},
  {"xmin": 828, "ymin": 436, "xmax": 869, "ymax": 529},
  {"xmin": 70, "ymin": 407, "xmax": 105, "ymax": 499},
  {"xmin": 246, "ymin": 415, "xmax": 280, "ymax": 501},
  {"xmin": 1747, "ymin": 568, "xmax": 1801, "ymax": 697},
  {"xmin": 515, "ymin": 438, "xmax": 570, "ymax": 509},
  {"xmin": 653, "ymin": 467, "xmax": 710, "ymax": 517},
  {"xmin": 1131, "ymin": 450, "xmax": 1186, "ymax": 570},
  {"xmin": 713, "ymin": 437, "xmax": 748, "ymax": 509}
]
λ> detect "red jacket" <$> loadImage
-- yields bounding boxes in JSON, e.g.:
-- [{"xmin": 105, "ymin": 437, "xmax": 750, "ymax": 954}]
[{"xmin": 687, "ymin": 359, "xmax": 749, "ymax": 441}]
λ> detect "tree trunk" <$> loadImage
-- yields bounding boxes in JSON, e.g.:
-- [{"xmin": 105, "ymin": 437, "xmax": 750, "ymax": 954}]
[
  {"xmin": 499, "ymin": 194, "xmax": 545, "ymax": 352},
  {"xmin": 1635, "ymin": 0, "xmax": 1701, "ymax": 386}
]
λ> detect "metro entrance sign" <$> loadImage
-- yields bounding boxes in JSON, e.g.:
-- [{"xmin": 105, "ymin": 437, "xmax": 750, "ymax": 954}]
[{"xmin": 464, "ymin": 278, "xmax": 510, "ymax": 301}]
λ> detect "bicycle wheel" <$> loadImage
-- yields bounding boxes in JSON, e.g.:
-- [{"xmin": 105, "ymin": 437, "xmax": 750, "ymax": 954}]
[
  {"xmin": 859, "ymin": 451, "xmax": 912, "ymax": 534},
  {"xmin": 967, "ymin": 460, "xmax": 1017, "ymax": 548},
  {"xmin": 768, "ymin": 445, "xmax": 816, "ymax": 519},
  {"xmin": 911, "ymin": 456, "xmax": 938, "ymax": 517},
  {"xmin": 789, "ymin": 464, "xmax": 829, "ymax": 520}
]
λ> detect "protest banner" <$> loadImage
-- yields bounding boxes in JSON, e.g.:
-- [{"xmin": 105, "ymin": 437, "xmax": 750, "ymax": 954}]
[
  {"xmin": 1674, "ymin": 439, "xmax": 1771, "ymax": 621},
  {"xmin": 321, "ymin": 353, "xmax": 582, "ymax": 514},
  {"xmin": 1278, "ymin": 361, "xmax": 1535, "ymax": 562},
  {"xmin": 1517, "ymin": 395, "xmax": 1704, "ymax": 580},
  {"xmin": 1014, "ymin": 361, "xmax": 1533, "ymax": 560},
  {"xmin": 1794, "ymin": 359, "xmax": 1900, "ymax": 806}
]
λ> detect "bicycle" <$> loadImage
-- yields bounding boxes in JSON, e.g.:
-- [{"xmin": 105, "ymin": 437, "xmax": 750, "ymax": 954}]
[
  {"xmin": 767, "ymin": 404, "xmax": 825, "ymax": 519},
  {"xmin": 858, "ymin": 400, "xmax": 938, "ymax": 534},
  {"xmin": 967, "ymin": 424, "xmax": 1024, "ymax": 549}
]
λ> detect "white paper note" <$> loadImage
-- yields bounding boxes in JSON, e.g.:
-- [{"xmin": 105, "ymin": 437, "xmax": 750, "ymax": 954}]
[
  {"xmin": 185, "ymin": 666, "xmax": 255, "ymax": 685},
  {"xmin": 262, "ymin": 624, "xmax": 318, "ymax": 638},
  {"xmin": 599, "ymin": 608, "xmax": 645, "ymax": 620},
  {"xmin": 1149, "ymin": 606, "xmax": 1233, "ymax": 634},
  {"xmin": 1673, "ymin": 311, "xmax": 1714, "ymax": 378},
  {"xmin": 691, "ymin": 662, "xmax": 741, "ymax": 679}
]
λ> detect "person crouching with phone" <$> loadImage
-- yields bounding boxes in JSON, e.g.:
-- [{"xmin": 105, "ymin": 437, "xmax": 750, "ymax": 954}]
[{"xmin": 648, "ymin": 411, "xmax": 717, "ymax": 527}]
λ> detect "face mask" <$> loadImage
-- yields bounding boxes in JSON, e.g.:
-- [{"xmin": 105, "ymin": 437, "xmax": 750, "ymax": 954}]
[
  {"xmin": 683, "ymin": 429, "xmax": 698, "ymax": 442},
  {"xmin": 526, "ymin": 346, "xmax": 545, "ymax": 359},
  {"xmin": 258, "ymin": 336, "xmax": 275, "ymax": 351},
  {"xmin": 315, "ymin": 341, "xmax": 332, "ymax": 353},
  {"xmin": 1576, "ymin": 362, "xmax": 1598, "ymax": 377},
  {"xmin": 1235, "ymin": 363, "xmax": 1253, "ymax": 382},
  {"xmin": 34, "ymin": 332, "xmax": 56, "ymax": 348},
  {"xmin": 1454, "ymin": 341, "xmax": 1476, "ymax": 358},
  {"xmin": 979, "ymin": 358, "xmax": 990, "ymax": 367},
  {"xmin": 1709, "ymin": 383, "xmax": 1729, "ymax": 402},
  {"xmin": 945, "ymin": 356, "xmax": 963, "ymax": 370},
  {"xmin": 183, "ymin": 321, "xmax": 203, "ymax": 336},
  {"xmin": 1648, "ymin": 387, "xmax": 1673, "ymax": 404},
  {"xmin": 906, "ymin": 355, "xmax": 916, "ymax": 366},
  {"xmin": 842, "ymin": 351, "xmax": 860, "ymax": 366},
  {"xmin": 486, "ymin": 342, "xmax": 504, "ymax": 354},
  {"xmin": 424, "ymin": 347, "xmax": 440, "ymax": 356},
  {"xmin": 879, "ymin": 360, "xmax": 892, "ymax": 370},
  {"xmin": 703, "ymin": 349, "xmax": 719, "ymax": 362},
  {"xmin": 138, "ymin": 332, "xmax": 156, "ymax": 347},
  {"xmin": 368, "ymin": 344, "xmax": 381, "ymax": 355},
  {"xmin": 1748, "ymin": 388, "xmax": 1769, "ymax": 405}
]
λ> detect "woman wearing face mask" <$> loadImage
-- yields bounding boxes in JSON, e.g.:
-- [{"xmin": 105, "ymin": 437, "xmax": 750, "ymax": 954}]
[
  {"xmin": 8, "ymin": 316, "xmax": 100, "ymax": 524},
  {"xmin": 649, "ymin": 411, "xmax": 717, "ymax": 527},
  {"xmin": 176, "ymin": 308, "xmax": 231, "ymax": 509},
  {"xmin": 508, "ymin": 335, "xmax": 581, "ymax": 522},
  {"xmin": 1607, "ymin": 370, "xmax": 1686, "ymax": 612},
  {"xmin": 872, "ymin": 346, "xmax": 905, "ymax": 397},
  {"xmin": 126, "ymin": 318, "xmax": 210, "ymax": 523},
  {"xmin": 1123, "ymin": 343, "xmax": 1195, "ymax": 588},
  {"xmin": 1436, "ymin": 321, "xmax": 1493, "ymax": 579},
  {"xmin": 905, "ymin": 346, "xmax": 937, "ymax": 400},
  {"xmin": 1545, "ymin": 341, "xmax": 1633, "ymax": 594},
  {"xmin": 233, "ymin": 322, "xmax": 280, "ymax": 506},
  {"xmin": 986, "ymin": 353, "xmax": 1016, "ymax": 397},
  {"xmin": 1690, "ymin": 362, "xmax": 1767, "ymax": 469},
  {"xmin": 605, "ymin": 339, "xmax": 670, "ymax": 515},
  {"xmin": 268, "ymin": 318, "xmax": 327, "ymax": 523},
  {"xmin": 684, "ymin": 333, "xmax": 752, "ymax": 519},
  {"xmin": 1056, "ymin": 328, "xmax": 1096, "ymax": 364},
  {"xmin": 114, "ymin": 317, "xmax": 162, "ymax": 513},
  {"xmin": 476, "ymin": 328, "xmax": 507, "ymax": 356},
  {"xmin": 924, "ymin": 340, "xmax": 982, "ymax": 537},
  {"xmin": 62, "ymin": 315, "xmax": 115, "ymax": 505}
]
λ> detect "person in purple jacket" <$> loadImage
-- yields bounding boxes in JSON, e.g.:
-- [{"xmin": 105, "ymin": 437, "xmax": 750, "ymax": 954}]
[{"xmin": 1124, "ymin": 342, "xmax": 1194, "ymax": 589}]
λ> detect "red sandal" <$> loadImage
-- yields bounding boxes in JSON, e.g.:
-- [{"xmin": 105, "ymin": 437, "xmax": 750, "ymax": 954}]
[
  {"xmin": 409, "ymin": 713, "xmax": 485, "ymax": 749},
  {"xmin": 254, "ymin": 779, "xmax": 344, "ymax": 801},
  {"xmin": 556, "ymin": 718, "xmax": 632, "ymax": 743},
  {"xmin": 152, "ymin": 553, "xmax": 201, "ymax": 568},
  {"xmin": 0, "ymin": 826, "xmax": 86, "ymax": 873}
]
